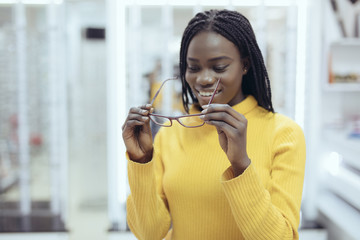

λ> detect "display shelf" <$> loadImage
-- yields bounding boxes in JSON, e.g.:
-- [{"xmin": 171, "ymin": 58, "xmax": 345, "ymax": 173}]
[
  {"xmin": 323, "ymin": 82, "xmax": 360, "ymax": 92},
  {"xmin": 326, "ymin": 39, "xmax": 360, "ymax": 91},
  {"xmin": 317, "ymin": 192, "xmax": 360, "ymax": 240},
  {"xmin": 322, "ymin": 129, "xmax": 360, "ymax": 171},
  {"xmin": 324, "ymin": 166, "xmax": 360, "ymax": 211},
  {"xmin": 313, "ymin": 2, "xmax": 360, "ymax": 238},
  {"xmin": 0, "ymin": 171, "xmax": 18, "ymax": 194},
  {"xmin": 330, "ymin": 39, "xmax": 360, "ymax": 47}
]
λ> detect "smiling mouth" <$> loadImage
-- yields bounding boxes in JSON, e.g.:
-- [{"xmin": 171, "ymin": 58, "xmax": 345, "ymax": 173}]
[{"xmin": 198, "ymin": 90, "xmax": 221, "ymax": 97}]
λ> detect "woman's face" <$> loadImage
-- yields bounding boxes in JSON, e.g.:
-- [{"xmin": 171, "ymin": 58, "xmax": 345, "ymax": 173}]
[{"xmin": 185, "ymin": 31, "xmax": 248, "ymax": 107}]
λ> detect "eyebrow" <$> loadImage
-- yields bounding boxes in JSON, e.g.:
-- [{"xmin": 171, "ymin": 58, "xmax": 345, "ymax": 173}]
[{"xmin": 187, "ymin": 56, "xmax": 233, "ymax": 62}]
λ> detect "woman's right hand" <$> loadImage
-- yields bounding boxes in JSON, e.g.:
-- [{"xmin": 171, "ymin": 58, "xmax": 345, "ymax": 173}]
[{"xmin": 122, "ymin": 104, "xmax": 154, "ymax": 163}]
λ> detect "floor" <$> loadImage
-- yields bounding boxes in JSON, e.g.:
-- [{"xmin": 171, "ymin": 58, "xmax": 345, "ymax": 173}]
[
  {"xmin": 0, "ymin": 232, "xmax": 137, "ymax": 240},
  {"xmin": 0, "ymin": 229, "xmax": 327, "ymax": 240}
]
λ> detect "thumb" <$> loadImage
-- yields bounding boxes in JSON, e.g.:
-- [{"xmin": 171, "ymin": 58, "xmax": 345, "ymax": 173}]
[{"xmin": 142, "ymin": 116, "xmax": 152, "ymax": 135}]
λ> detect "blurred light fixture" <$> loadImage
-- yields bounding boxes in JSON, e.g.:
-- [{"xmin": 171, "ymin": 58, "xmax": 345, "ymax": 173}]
[
  {"xmin": 123, "ymin": 0, "xmax": 296, "ymax": 6},
  {"xmin": 0, "ymin": 0, "xmax": 63, "ymax": 4},
  {"xmin": 325, "ymin": 151, "xmax": 343, "ymax": 176},
  {"xmin": 295, "ymin": 0, "xmax": 307, "ymax": 129}
]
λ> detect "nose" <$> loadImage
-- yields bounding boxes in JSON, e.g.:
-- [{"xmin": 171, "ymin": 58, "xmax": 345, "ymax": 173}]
[{"xmin": 196, "ymin": 74, "xmax": 217, "ymax": 87}]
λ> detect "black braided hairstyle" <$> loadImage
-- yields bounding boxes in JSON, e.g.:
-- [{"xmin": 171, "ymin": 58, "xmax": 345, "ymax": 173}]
[{"xmin": 179, "ymin": 9, "xmax": 274, "ymax": 113}]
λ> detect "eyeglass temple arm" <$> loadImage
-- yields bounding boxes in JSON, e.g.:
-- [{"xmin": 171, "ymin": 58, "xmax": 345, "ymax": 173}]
[
  {"xmin": 207, "ymin": 78, "xmax": 221, "ymax": 105},
  {"xmin": 150, "ymin": 76, "xmax": 178, "ymax": 105}
]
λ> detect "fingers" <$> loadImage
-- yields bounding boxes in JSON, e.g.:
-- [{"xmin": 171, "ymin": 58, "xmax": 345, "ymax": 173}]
[
  {"xmin": 200, "ymin": 104, "xmax": 247, "ymax": 139},
  {"xmin": 129, "ymin": 104, "xmax": 153, "ymax": 117},
  {"xmin": 122, "ymin": 104, "xmax": 153, "ymax": 130},
  {"xmin": 201, "ymin": 104, "xmax": 247, "ymax": 131}
]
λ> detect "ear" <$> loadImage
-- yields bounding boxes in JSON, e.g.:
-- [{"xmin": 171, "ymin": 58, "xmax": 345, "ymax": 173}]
[{"xmin": 242, "ymin": 57, "xmax": 250, "ymax": 75}]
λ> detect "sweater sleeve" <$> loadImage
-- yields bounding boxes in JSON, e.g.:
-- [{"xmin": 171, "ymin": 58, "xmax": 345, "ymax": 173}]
[
  {"xmin": 126, "ymin": 131, "xmax": 171, "ymax": 240},
  {"xmin": 221, "ymin": 121, "xmax": 306, "ymax": 240}
]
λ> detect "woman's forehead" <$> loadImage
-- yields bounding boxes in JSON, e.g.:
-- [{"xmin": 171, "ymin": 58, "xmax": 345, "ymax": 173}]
[{"xmin": 187, "ymin": 32, "xmax": 240, "ymax": 60}]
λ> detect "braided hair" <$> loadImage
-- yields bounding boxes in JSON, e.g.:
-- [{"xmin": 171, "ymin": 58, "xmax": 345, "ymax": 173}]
[{"xmin": 179, "ymin": 9, "xmax": 274, "ymax": 113}]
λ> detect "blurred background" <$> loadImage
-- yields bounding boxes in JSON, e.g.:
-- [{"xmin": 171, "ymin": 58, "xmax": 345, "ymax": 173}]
[{"xmin": 0, "ymin": 0, "xmax": 359, "ymax": 239}]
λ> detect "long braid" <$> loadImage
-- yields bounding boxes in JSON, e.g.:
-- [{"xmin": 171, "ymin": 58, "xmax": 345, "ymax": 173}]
[{"xmin": 179, "ymin": 9, "xmax": 274, "ymax": 113}]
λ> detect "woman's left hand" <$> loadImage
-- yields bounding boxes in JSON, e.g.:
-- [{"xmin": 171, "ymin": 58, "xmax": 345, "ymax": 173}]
[{"xmin": 201, "ymin": 104, "xmax": 251, "ymax": 177}]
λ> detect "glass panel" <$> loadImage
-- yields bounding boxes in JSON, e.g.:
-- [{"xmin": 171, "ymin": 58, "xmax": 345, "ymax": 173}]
[
  {"xmin": 265, "ymin": 6, "xmax": 290, "ymax": 116},
  {"xmin": 0, "ymin": 4, "xmax": 20, "ymax": 231},
  {"xmin": 0, "ymin": 4, "xmax": 65, "ymax": 232},
  {"xmin": 26, "ymin": 5, "xmax": 57, "ymax": 231},
  {"xmin": 26, "ymin": 5, "xmax": 52, "ymax": 203}
]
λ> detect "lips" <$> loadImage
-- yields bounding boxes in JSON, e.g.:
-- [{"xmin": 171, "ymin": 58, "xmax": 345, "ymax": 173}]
[{"xmin": 198, "ymin": 90, "xmax": 221, "ymax": 97}]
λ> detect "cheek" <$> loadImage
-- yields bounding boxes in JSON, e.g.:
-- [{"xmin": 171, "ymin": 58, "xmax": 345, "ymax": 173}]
[
  {"xmin": 185, "ymin": 72, "xmax": 195, "ymax": 85},
  {"xmin": 185, "ymin": 71, "xmax": 190, "ymax": 81},
  {"xmin": 223, "ymin": 79, "xmax": 243, "ymax": 97}
]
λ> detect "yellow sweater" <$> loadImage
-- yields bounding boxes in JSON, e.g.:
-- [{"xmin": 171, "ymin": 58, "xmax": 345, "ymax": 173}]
[{"xmin": 126, "ymin": 95, "xmax": 306, "ymax": 240}]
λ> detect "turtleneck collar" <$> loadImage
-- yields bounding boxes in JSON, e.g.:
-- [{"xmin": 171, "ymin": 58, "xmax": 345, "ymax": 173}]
[
  {"xmin": 231, "ymin": 95, "xmax": 258, "ymax": 115},
  {"xmin": 189, "ymin": 95, "xmax": 258, "ymax": 115}
]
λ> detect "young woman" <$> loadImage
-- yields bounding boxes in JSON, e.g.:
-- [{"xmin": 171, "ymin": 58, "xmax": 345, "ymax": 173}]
[{"xmin": 122, "ymin": 9, "xmax": 306, "ymax": 240}]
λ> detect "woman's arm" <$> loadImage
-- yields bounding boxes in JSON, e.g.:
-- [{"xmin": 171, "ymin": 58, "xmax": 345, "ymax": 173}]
[
  {"xmin": 221, "ymin": 122, "xmax": 306, "ymax": 240},
  {"xmin": 123, "ymin": 105, "xmax": 171, "ymax": 239},
  {"xmin": 202, "ymin": 104, "xmax": 305, "ymax": 239},
  {"xmin": 126, "ymin": 155, "xmax": 171, "ymax": 240}
]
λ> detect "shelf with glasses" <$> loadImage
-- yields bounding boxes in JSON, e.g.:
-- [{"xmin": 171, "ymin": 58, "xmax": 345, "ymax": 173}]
[
  {"xmin": 323, "ymin": 82, "xmax": 360, "ymax": 91},
  {"xmin": 325, "ymin": 39, "xmax": 360, "ymax": 92}
]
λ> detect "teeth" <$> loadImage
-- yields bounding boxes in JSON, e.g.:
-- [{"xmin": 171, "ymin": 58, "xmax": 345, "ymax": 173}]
[
  {"xmin": 199, "ymin": 92, "xmax": 212, "ymax": 97},
  {"xmin": 199, "ymin": 90, "xmax": 219, "ymax": 97}
]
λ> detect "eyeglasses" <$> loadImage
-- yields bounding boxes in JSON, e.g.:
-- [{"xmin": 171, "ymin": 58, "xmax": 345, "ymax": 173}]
[{"xmin": 149, "ymin": 77, "xmax": 221, "ymax": 128}]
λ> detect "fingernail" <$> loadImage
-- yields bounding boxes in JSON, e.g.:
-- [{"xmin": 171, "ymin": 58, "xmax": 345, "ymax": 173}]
[
  {"xmin": 145, "ymin": 104, "xmax": 152, "ymax": 108},
  {"xmin": 202, "ymin": 105, "xmax": 209, "ymax": 109},
  {"xmin": 199, "ymin": 115, "xmax": 205, "ymax": 119}
]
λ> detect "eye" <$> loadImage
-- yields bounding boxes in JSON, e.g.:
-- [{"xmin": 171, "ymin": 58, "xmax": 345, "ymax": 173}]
[
  {"xmin": 213, "ymin": 65, "xmax": 228, "ymax": 73},
  {"xmin": 187, "ymin": 65, "xmax": 200, "ymax": 73}
]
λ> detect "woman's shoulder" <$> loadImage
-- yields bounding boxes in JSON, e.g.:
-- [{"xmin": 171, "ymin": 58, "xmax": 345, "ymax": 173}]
[
  {"xmin": 252, "ymin": 105, "xmax": 301, "ymax": 129},
  {"xmin": 251, "ymin": 105, "xmax": 303, "ymax": 134},
  {"xmin": 272, "ymin": 112, "xmax": 301, "ymax": 128},
  {"xmin": 269, "ymin": 112, "xmax": 305, "ymax": 141}
]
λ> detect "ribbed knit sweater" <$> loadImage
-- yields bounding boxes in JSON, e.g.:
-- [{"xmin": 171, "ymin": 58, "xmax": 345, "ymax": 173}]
[{"xmin": 126, "ymin": 95, "xmax": 306, "ymax": 240}]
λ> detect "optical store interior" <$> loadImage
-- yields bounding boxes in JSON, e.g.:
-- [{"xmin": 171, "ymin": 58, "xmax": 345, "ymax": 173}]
[{"xmin": 0, "ymin": 0, "xmax": 360, "ymax": 239}]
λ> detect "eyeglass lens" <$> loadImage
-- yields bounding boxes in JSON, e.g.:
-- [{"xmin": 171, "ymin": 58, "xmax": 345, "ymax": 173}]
[{"xmin": 149, "ymin": 115, "xmax": 172, "ymax": 127}]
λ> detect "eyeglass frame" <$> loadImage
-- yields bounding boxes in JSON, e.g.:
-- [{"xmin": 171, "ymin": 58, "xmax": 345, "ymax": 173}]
[{"xmin": 148, "ymin": 77, "xmax": 221, "ymax": 128}]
